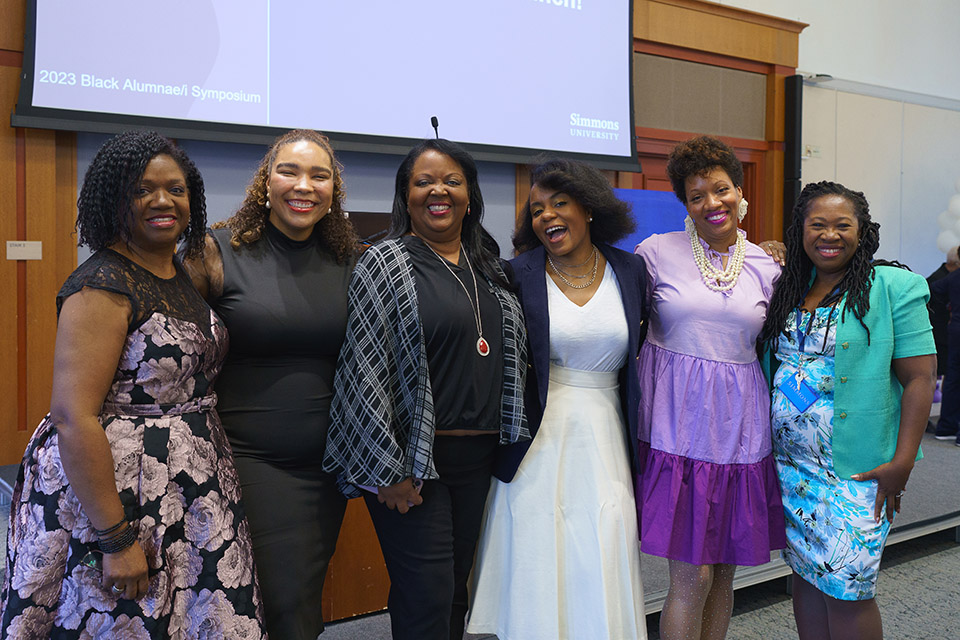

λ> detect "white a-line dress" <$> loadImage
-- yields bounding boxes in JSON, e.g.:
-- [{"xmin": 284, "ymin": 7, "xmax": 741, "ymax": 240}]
[{"xmin": 467, "ymin": 264, "xmax": 647, "ymax": 640}]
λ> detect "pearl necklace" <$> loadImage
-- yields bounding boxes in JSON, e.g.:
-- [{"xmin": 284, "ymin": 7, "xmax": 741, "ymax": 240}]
[
  {"xmin": 547, "ymin": 246, "xmax": 599, "ymax": 289},
  {"xmin": 686, "ymin": 217, "xmax": 746, "ymax": 293}
]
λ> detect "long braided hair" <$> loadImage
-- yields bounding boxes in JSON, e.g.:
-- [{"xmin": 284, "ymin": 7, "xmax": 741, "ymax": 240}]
[{"xmin": 759, "ymin": 181, "xmax": 882, "ymax": 350}]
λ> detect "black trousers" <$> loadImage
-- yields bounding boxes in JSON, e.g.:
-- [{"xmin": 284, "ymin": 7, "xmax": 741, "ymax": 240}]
[
  {"xmin": 939, "ymin": 329, "xmax": 960, "ymax": 432},
  {"xmin": 363, "ymin": 434, "xmax": 498, "ymax": 640}
]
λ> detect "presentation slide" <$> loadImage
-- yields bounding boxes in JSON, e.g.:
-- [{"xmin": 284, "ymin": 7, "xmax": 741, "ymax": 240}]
[{"xmin": 27, "ymin": 0, "xmax": 633, "ymax": 159}]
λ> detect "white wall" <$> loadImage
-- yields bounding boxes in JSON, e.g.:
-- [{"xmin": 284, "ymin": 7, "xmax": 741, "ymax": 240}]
[
  {"xmin": 718, "ymin": 0, "xmax": 960, "ymax": 102},
  {"xmin": 76, "ymin": 134, "xmax": 519, "ymax": 262},
  {"xmin": 799, "ymin": 86, "xmax": 960, "ymax": 276},
  {"xmin": 718, "ymin": 0, "xmax": 960, "ymax": 274}
]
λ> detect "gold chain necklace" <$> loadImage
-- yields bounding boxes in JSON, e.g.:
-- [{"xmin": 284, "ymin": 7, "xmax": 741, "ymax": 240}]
[{"xmin": 547, "ymin": 246, "xmax": 599, "ymax": 289}]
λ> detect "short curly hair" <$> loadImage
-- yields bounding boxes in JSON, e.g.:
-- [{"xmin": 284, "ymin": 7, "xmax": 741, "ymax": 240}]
[
  {"xmin": 215, "ymin": 129, "xmax": 357, "ymax": 264},
  {"xmin": 76, "ymin": 130, "xmax": 207, "ymax": 258},
  {"xmin": 514, "ymin": 157, "xmax": 635, "ymax": 254},
  {"xmin": 666, "ymin": 136, "xmax": 744, "ymax": 204}
]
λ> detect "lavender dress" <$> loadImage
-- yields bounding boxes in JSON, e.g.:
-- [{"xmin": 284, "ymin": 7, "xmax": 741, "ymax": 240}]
[
  {"xmin": 634, "ymin": 231, "xmax": 786, "ymax": 566},
  {"xmin": 0, "ymin": 250, "xmax": 266, "ymax": 639}
]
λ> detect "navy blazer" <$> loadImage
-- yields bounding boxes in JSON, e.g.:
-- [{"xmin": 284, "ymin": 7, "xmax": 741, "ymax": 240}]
[{"xmin": 493, "ymin": 243, "xmax": 648, "ymax": 482}]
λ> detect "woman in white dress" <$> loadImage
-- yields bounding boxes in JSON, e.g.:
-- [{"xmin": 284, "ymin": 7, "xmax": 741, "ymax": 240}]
[{"xmin": 467, "ymin": 158, "xmax": 648, "ymax": 640}]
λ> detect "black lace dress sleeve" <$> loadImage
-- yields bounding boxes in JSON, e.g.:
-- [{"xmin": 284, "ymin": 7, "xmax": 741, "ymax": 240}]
[{"xmin": 56, "ymin": 249, "xmax": 213, "ymax": 338}]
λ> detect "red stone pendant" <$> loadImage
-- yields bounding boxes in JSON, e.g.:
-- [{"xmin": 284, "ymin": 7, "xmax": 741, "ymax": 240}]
[{"xmin": 477, "ymin": 336, "xmax": 490, "ymax": 357}]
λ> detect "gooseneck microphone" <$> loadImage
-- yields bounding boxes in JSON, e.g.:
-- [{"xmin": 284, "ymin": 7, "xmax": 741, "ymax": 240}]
[{"xmin": 431, "ymin": 116, "xmax": 439, "ymax": 139}]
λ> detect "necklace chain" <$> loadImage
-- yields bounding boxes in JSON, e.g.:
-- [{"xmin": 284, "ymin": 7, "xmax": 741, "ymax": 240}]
[
  {"xmin": 421, "ymin": 240, "xmax": 490, "ymax": 356},
  {"xmin": 547, "ymin": 246, "xmax": 599, "ymax": 290},
  {"xmin": 550, "ymin": 246, "xmax": 596, "ymax": 269},
  {"xmin": 549, "ymin": 245, "xmax": 598, "ymax": 279},
  {"xmin": 686, "ymin": 221, "xmax": 746, "ymax": 293}
]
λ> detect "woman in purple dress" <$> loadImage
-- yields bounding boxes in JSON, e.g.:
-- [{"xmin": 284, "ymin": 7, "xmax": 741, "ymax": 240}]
[
  {"xmin": 634, "ymin": 136, "xmax": 786, "ymax": 640},
  {"xmin": 0, "ymin": 131, "xmax": 265, "ymax": 639}
]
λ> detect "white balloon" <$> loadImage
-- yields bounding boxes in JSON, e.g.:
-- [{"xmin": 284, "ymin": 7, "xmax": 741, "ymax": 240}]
[
  {"xmin": 950, "ymin": 194, "xmax": 960, "ymax": 216},
  {"xmin": 937, "ymin": 229, "xmax": 960, "ymax": 254},
  {"xmin": 939, "ymin": 210, "xmax": 957, "ymax": 230}
]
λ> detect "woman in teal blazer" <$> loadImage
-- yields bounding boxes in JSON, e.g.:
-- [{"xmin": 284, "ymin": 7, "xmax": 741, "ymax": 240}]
[{"xmin": 759, "ymin": 181, "xmax": 936, "ymax": 640}]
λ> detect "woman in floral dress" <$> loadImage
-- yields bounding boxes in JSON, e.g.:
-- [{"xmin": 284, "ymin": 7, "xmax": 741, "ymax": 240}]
[
  {"xmin": 0, "ymin": 131, "xmax": 266, "ymax": 639},
  {"xmin": 760, "ymin": 181, "xmax": 936, "ymax": 639}
]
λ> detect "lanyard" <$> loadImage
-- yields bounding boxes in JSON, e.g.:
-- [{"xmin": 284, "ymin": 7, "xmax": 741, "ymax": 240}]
[
  {"xmin": 795, "ymin": 286, "xmax": 840, "ymax": 355},
  {"xmin": 794, "ymin": 307, "xmax": 817, "ymax": 354}
]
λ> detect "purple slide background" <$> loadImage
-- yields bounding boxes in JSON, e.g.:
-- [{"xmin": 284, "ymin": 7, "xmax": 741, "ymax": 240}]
[{"xmin": 30, "ymin": 0, "xmax": 630, "ymax": 157}]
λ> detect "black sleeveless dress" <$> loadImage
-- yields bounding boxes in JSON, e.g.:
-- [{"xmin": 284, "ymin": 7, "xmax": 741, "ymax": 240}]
[
  {"xmin": 208, "ymin": 224, "xmax": 351, "ymax": 640},
  {"xmin": 0, "ymin": 249, "xmax": 266, "ymax": 639}
]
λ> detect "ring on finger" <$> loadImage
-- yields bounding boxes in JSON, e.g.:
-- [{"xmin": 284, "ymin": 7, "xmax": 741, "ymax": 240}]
[{"xmin": 111, "ymin": 584, "xmax": 124, "ymax": 595}]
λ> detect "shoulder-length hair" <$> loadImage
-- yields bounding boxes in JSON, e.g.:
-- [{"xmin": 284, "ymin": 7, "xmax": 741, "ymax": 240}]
[
  {"xmin": 513, "ymin": 157, "xmax": 634, "ymax": 254},
  {"xmin": 388, "ymin": 138, "xmax": 506, "ymax": 285},
  {"xmin": 215, "ymin": 128, "xmax": 357, "ymax": 264},
  {"xmin": 76, "ymin": 130, "xmax": 207, "ymax": 258}
]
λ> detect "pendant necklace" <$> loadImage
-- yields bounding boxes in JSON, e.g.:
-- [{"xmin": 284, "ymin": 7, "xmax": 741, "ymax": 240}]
[{"xmin": 423, "ymin": 241, "xmax": 490, "ymax": 357}]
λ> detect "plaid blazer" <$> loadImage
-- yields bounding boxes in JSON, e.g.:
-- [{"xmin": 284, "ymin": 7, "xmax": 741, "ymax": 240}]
[{"xmin": 323, "ymin": 238, "xmax": 529, "ymax": 497}]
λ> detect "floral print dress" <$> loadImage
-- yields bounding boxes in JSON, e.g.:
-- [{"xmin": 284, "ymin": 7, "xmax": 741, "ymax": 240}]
[
  {"xmin": 771, "ymin": 306, "xmax": 891, "ymax": 601},
  {"xmin": 0, "ymin": 250, "xmax": 266, "ymax": 639}
]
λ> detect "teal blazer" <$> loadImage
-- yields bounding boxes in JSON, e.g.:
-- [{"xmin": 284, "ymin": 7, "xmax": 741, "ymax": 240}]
[{"xmin": 764, "ymin": 266, "xmax": 935, "ymax": 478}]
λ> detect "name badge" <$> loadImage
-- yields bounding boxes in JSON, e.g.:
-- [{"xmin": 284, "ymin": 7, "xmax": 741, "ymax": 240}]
[{"xmin": 778, "ymin": 371, "xmax": 819, "ymax": 413}]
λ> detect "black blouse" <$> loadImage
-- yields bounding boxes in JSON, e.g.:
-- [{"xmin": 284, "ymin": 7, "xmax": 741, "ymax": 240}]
[{"xmin": 401, "ymin": 236, "xmax": 502, "ymax": 431}]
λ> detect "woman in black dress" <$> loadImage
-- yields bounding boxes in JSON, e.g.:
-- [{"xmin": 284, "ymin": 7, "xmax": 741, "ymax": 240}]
[
  {"xmin": 0, "ymin": 130, "xmax": 265, "ymax": 638},
  {"xmin": 183, "ymin": 128, "xmax": 357, "ymax": 640}
]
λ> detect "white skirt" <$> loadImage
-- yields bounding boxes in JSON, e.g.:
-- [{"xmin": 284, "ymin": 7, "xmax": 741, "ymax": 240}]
[{"xmin": 467, "ymin": 365, "xmax": 647, "ymax": 640}]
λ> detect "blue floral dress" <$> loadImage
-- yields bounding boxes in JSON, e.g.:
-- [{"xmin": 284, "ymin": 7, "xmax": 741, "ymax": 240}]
[{"xmin": 771, "ymin": 306, "xmax": 891, "ymax": 601}]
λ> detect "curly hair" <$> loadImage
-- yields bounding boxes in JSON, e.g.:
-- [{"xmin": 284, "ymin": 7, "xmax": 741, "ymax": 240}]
[
  {"xmin": 513, "ymin": 157, "xmax": 635, "ymax": 254},
  {"xmin": 387, "ymin": 138, "xmax": 506, "ymax": 287},
  {"xmin": 666, "ymin": 136, "xmax": 744, "ymax": 204},
  {"xmin": 76, "ymin": 130, "xmax": 207, "ymax": 258},
  {"xmin": 214, "ymin": 129, "xmax": 357, "ymax": 264},
  {"xmin": 759, "ymin": 181, "xmax": 883, "ymax": 349}
]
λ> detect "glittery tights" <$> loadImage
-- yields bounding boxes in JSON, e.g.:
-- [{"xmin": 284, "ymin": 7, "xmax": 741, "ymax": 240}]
[{"xmin": 659, "ymin": 561, "xmax": 735, "ymax": 640}]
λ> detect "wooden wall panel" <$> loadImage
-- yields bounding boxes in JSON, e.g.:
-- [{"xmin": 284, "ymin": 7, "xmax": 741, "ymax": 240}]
[
  {"xmin": 23, "ymin": 130, "xmax": 56, "ymax": 429},
  {"xmin": 322, "ymin": 499, "xmax": 390, "ymax": 620},
  {"xmin": 1, "ymin": 2, "xmax": 78, "ymax": 464},
  {"xmin": 0, "ymin": 65, "xmax": 20, "ymax": 463},
  {"xmin": 0, "ymin": 0, "xmax": 25, "ymax": 52},
  {"xmin": 23, "ymin": 128, "xmax": 76, "ymax": 431},
  {"xmin": 634, "ymin": 0, "xmax": 804, "ymax": 68}
]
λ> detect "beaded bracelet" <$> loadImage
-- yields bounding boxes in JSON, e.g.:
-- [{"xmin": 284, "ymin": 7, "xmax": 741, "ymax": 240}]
[
  {"xmin": 98, "ymin": 522, "xmax": 137, "ymax": 554},
  {"xmin": 94, "ymin": 518, "xmax": 128, "ymax": 538}
]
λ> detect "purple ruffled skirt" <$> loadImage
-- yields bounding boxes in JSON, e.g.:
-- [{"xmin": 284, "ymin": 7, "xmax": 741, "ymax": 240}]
[{"xmin": 635, "ymin": 341, "xmax": 786, "ymax": 566}]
